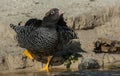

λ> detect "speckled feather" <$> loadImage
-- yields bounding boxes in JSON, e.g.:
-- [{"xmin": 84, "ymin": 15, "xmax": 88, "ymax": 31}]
[
  {"xmin": 10, "ymin": 8, "xmax": 78, "ymax": 59},
  {"xmin": 10, "ymin": 24, "xmax": 58, "ymax": 56}
]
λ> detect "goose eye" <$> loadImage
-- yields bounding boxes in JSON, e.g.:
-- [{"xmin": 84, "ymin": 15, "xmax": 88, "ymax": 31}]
[{"xmin": 51, "ymin": 11, "xmax": 55, "ymax": 15}]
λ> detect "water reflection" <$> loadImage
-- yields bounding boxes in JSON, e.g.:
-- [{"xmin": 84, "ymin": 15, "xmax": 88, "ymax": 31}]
[
  {"xmin": 0, "ymin": 71, "xmax": 60, "ymax": 76},
  {"xmin": 0, "ymin": 72, "xmax": 50, "ymax": 76},
  {"xmin": 0, "ymin": 70, "xmax": 120, "ymax": 76}
]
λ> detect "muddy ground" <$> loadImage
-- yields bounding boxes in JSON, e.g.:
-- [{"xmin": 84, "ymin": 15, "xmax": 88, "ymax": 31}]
[{"xmin": 0, "ymin": 0, "xmax": 120, "ymax": 72}]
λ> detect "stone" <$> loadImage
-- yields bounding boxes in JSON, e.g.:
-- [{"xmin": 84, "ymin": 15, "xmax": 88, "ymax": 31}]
[
  {"xmin": 78, "ymin": 58, "xmax": 100, "ymax": 70},
  {"xmin": 93, "ymin": 38, "xmax": 120, "ymax": 53}
]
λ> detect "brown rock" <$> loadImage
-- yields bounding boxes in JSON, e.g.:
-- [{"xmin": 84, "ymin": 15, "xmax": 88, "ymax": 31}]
[{"xmin": 93, "ymin": 38, "xmax": 120, "ymax": 53}]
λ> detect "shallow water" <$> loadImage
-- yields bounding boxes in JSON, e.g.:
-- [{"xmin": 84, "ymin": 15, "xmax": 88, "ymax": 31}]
[
  {"xmin": 0, "ymin": 72, "xmax": 56, "ymax": 76},
  {"xmin": 0, "ymin": 70, "xmax": 120, "ymax": 76}
]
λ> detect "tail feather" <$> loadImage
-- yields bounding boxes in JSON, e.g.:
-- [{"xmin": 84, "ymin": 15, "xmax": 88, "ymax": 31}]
[
  {"xmin": 9, "ymin": 24, "xmax": 23, "ymax": 33},
  {"xmin": 9, "ymin": 24, "xmax": 17, "ymax": 29}
]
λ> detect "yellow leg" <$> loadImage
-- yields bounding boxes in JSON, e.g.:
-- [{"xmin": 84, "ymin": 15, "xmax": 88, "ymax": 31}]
[
  {"xmin": 40, "ymin": 56, "xmax": 52, "ymax": 72},
  {"xmin": 23, "ymin": 50, "xmax": 34, "ymax": 61}
]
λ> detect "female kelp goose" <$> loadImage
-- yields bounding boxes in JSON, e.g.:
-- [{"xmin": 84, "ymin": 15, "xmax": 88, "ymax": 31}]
[{"xmin": 10, "ymin": 8, "xmax": 78, "ymax": 72}]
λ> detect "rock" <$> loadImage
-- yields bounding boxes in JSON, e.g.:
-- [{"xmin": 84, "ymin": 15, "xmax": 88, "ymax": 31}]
[
  {"xmin": 78, "ymin": 53, "xmax": 120, "ymax": 70},
  {"xmin": 93, "ymin": 38, "xmax": 120, "ymax": 53},
  {"xmin": 78, "ymin": 58, "xmax": 100, "ymax": 70}
]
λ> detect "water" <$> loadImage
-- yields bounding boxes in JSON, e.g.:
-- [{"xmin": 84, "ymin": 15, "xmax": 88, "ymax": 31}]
[
  {"xmin": 0, "ymin": 70, "xmax": 120, "ymax": 76},
  {"xmin": 0, "ymin": 72, "xmax": 57, "ymax": 76}
]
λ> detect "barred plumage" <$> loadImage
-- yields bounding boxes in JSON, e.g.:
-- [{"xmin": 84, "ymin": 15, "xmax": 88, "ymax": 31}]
[
  {"xmin": 10, "ymin": 8, "xmax": 78, "ymax": 61},
  {"xmin": 10, "ymin": 24, "xmax": 58, "ymax": 56}
]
